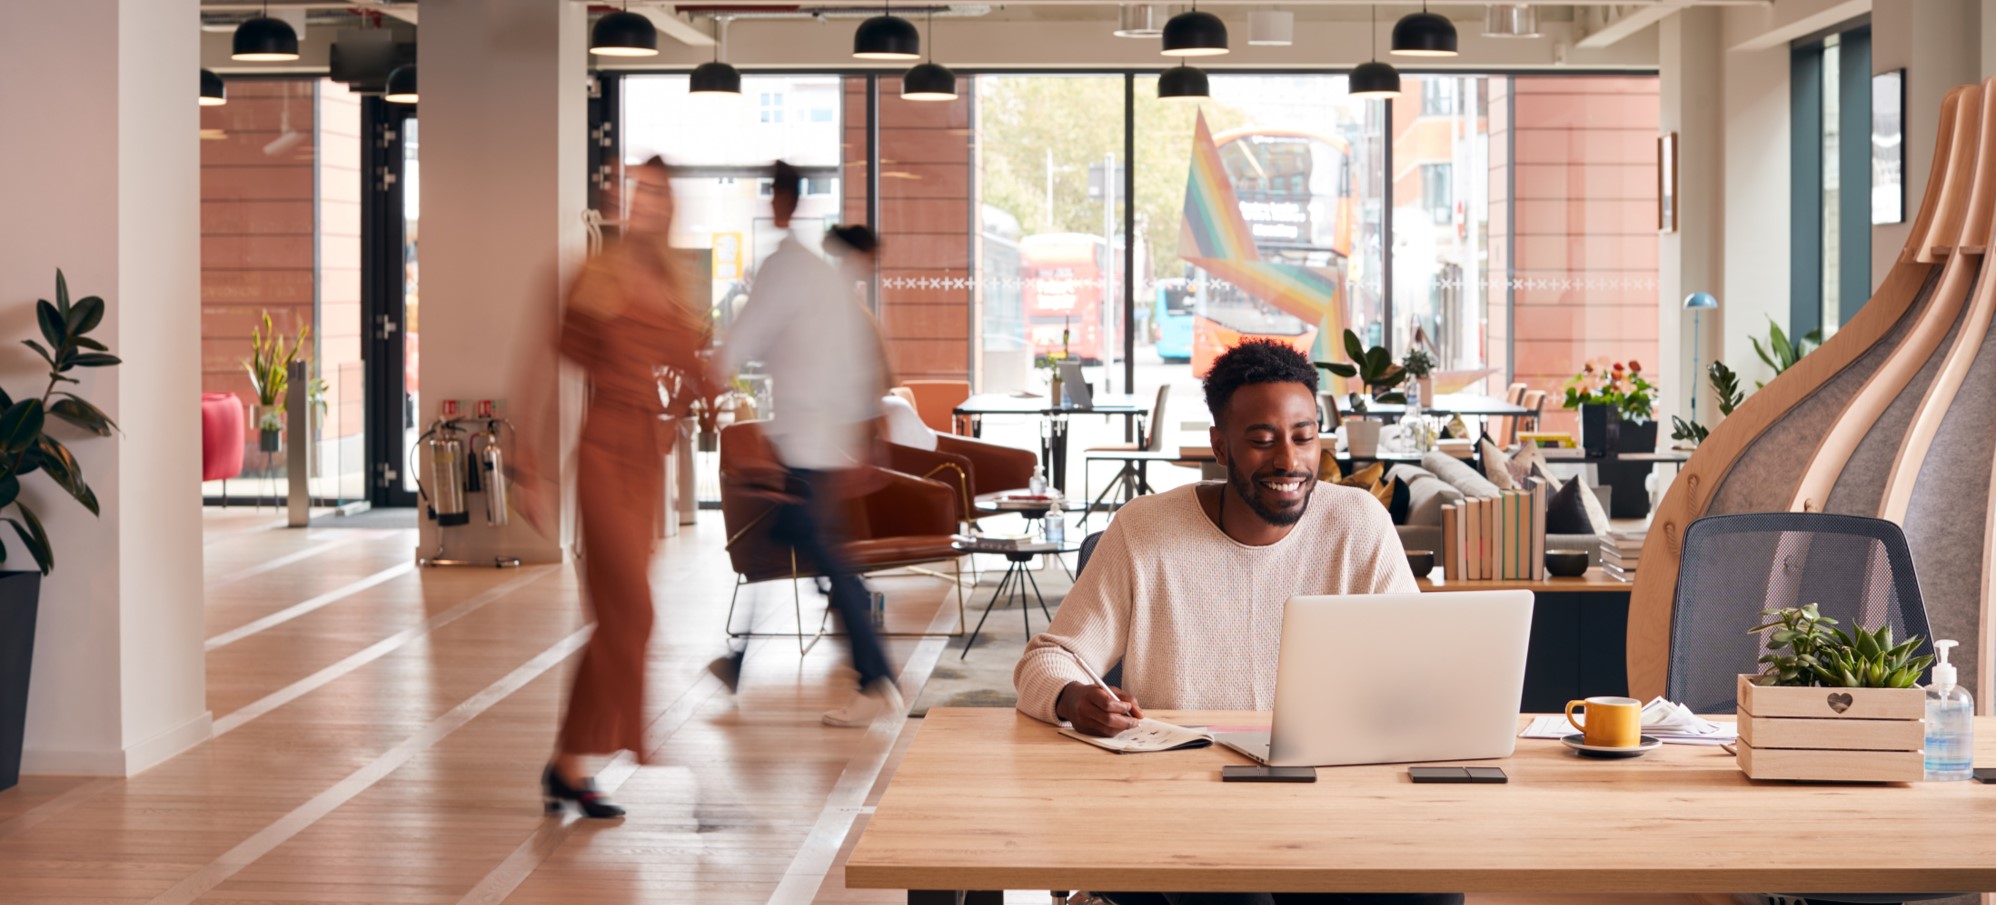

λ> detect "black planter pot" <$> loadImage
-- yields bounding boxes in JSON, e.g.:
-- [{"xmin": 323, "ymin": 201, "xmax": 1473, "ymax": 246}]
[
  {"xmin": 1579, "ymin": 403, "xmax": 1615, "ymax": 459},
  {"xmin": 1616, "ymin": 417, "xmax": 1659, "ymax": 454},
  {"xmin": 0, "ymin": 570, "xmax": 44, "ymax": 792},
  {"xmin": 259, "ymin": 429, "xmax": 281, "ymax": 454}
]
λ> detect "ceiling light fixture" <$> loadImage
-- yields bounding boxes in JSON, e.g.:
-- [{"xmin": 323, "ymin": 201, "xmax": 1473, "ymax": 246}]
[
  {"xmin": 854, "ymin": 1, "xmax": 920, "ymax": 61},
  {"xmin": 1114, "ymin": 5, "xmax": 1166, "ymax": 38},
  {"xmin": 1482, "ymin": 4, "xmax": 1541, "ymax": 38},
  {"xmin": 1249, "ymin": 10, "xmax": 1294, "ymax": 47},
  {"xmin": 690, "ymin": 18, "xmax": 741, "ymax": 95},
  {"xmin": 1158, "ymin": 63, "xmax": 1210, "ymax": 102},
  {"xmin": 590, "ymin": 2, "xmax": 660, "ymax": 57},
  {"xmin": 1350, "ymin": 6, "xmax": 1401, "ymax": 99},
  {"xmin": 200, "ymin": 69, "xmax": 228, "ymax": 106},
  {"xmin": 901, "ymin": 11, "xmax": 957, "ymax": 101},
  {"xmin": 231, "ymin": 1, "xmax": 301, "ymax": 62},
  {"xmin": 1162, "ymin": 6, "xmax": 1228, "ymax": 57},
  {"xmin": 384, "ymin": 65, "xmax": 418, "ymax": 103},
  {"xmin": 1392, "ymin": 2, "xmax": 1458, "ymax": 57}
]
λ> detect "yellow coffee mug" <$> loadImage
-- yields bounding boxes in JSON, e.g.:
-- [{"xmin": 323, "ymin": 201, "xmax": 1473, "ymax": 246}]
[{"xmin": 1565, "ymin": 696, "xmax": 1641, "ymax": 748}]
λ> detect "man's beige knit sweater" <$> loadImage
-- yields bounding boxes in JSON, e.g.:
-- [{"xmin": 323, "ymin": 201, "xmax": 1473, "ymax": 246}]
[{"xmin": 1014, "ymin": 481, "xmax": 1417, "ymax": 724}]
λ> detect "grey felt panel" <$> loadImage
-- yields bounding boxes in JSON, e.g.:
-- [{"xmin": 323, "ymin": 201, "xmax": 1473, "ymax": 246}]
[
  {"xmin": 1823, "ymin": 260, "xmax": 1977, "ymax": 516},
  {"xmin": 1708, "ymin": 268, "xmax": 1938, "ymax": 516},
  {"xmin": 1902, "ymin": 285, "xmax": 1996, "ymax": 701}
]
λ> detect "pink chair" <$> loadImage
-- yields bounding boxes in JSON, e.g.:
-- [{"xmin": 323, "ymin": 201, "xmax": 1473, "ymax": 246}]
[{"xmin": 201, "ymin": 393, "xmax": 245, "ymax": 494}]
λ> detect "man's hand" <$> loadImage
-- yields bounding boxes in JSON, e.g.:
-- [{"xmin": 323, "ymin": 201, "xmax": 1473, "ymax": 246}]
[{"xmin": 1055, "ymin": 681, "xmax": 1145, "ymax": 737}]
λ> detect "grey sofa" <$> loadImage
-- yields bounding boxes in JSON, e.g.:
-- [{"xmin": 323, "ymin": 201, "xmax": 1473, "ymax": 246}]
[{"xmin": 1389, "ymin": 454, "xmax": 1610, "ymax": 568}]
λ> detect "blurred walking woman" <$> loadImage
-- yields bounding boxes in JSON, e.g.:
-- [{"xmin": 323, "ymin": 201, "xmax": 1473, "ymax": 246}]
[{"xmin": 516, "ymin": 157, "xmax": 707, "ymax": 818}]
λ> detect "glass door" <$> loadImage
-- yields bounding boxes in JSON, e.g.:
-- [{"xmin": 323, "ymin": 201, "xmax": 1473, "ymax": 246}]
[{"xmin": 363, "ymin": 98, "xmax": 420, "ymax": 508}]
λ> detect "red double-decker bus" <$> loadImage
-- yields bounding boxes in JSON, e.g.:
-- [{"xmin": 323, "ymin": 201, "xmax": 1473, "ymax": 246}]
[{"xmin": 1020, "ymin": 232, "xmax": 1117, "ymax": 364}]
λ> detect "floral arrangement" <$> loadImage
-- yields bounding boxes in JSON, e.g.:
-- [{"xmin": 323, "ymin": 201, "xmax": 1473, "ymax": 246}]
[{"xmin": 1562, "ymin": 358, "xmax": 1655, "ymax": 423}]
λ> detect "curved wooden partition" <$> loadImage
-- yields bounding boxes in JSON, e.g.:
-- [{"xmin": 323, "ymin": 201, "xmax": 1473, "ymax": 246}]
[{"xmin": 1629, "ymin": 83, "xmax": 1996, "ymax": 707}]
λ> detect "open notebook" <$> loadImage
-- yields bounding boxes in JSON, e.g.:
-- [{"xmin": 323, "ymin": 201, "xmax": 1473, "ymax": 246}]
[{"xmin": 1059, "ymin": 718, "xmax": 1213, "ymax": 753}]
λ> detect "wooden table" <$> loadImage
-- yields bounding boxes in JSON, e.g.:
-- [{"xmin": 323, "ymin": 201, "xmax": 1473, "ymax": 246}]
[
  {"xmin": 955, "ymin": 393, "xmax": 1147, "ymax": 494},
  {"xmin": 1418, "ymin": 569, "xmax": 1632, "ymax": 711},
  {"xmin": 849, "ymin": 709, "xmax": 1996, "ymax": 901}
]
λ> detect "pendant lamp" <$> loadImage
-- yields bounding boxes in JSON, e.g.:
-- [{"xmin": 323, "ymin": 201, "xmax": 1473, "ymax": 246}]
[
  {"xmin": 690, "ymin": 19, "xmax": 741, "ymax": 95},
  {"xmin": 1350, "ymin": 7, "xmax": 1401, "ymax": 99},
  {"xmin": 854, "ymin": 2, "xmax": 920, "ymax": 61},
  {"xmin": 901, "ymin": 12, "xmax": 956, "ymax": 101},
  {"xmin": 1162, "ymin": 8, "xmax": 1228, "ymax": 57},
  {"xmin": 1482, "ymin": 4, "xmax": 1541, "ymax": 38},
  {"xmin": 1391, "ymin": 2, "xmax": 1458, "ymax": 57},
  {"xmin": 232, "ymin": 2, "xmax": 300, "ymax": 62},
  {"xmin": 200, "ymin": 69, "xmax": 228, "ymax": 107},
  {"xmin": 384, "ymin": 65, "xmax": 418, "ymax": 104},
  {"xmin": 591, "ymin": 3, "xmax": 660, "ymax": 57},
  {"xmin": 1158, "ymin": 64, "xmax": 1210, "ymax": 102}
]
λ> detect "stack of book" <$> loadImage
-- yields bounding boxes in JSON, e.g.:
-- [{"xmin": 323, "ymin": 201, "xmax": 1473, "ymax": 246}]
[
  {"xmin": 1601, "ymin": 529, "xmax": 1646, "ymax": 582},
  {"xmin": 1440, "ymin": 480, "xmax": 1549, "ymax": 581}
]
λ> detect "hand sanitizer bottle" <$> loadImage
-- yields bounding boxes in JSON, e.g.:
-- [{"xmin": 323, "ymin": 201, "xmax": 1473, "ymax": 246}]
[
  {"xmin": 1043, "ymin": 501, "xmax": 1066, "ymax": 546},
  {"xmin": 1924, "ymin": 639, "xmax": 1974, "ymax": 781},
  {"xmin": 1028, "ymin": 466, "xmax": 1048, "ymax": 497}
]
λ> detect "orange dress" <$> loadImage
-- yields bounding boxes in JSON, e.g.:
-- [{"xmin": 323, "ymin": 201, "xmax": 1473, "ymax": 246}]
[{"xmin": 555, "ymin": 240, "xmax": 706, "ymax": 759}]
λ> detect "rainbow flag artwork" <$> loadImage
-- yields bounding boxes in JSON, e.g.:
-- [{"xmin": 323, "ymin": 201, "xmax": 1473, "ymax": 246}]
[{"xmin": 1177, "ymin": 111, "xmax": 1346, "ymax": 360}]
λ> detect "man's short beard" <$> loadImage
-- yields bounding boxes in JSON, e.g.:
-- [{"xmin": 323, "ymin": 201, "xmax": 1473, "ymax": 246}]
[{"xmin": 1227, "ymin": 462, "xmax": 1314, "ymax": 527}]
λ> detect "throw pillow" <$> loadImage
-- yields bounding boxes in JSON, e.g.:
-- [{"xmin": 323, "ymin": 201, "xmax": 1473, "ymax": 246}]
[
  {"xmin": 1422, "ymin": 450, "xmax": 1501, "ymax": 499},
  {"xmin": 1507, "ymin": 439, "xmax": 1547, "ymax": 487},
  {"xmin": 1318, "ymin": 448, "xmax": 1344, "ymax": 483},
  {"xmin": 1386, "ymin": 464, "xmax": 1464, "ymax": 527},
  {"xmin": 1337, "ymin": 460, "xmax": 1393, "ymax": 509},
  {"xmin": 1387, "ymin": 472, "xmax": 1412, "ymax": 524},
  {"xmin": 1479, "ymin": 437, "xmax": 1519, "ymax": 490},
  {"xmin": 879, "ymin": 395, "xmax": 937, "ymax": 451},
  {"xmin": 1531, "ymin": 462, "xmax": 1607, "ymax": 536}
]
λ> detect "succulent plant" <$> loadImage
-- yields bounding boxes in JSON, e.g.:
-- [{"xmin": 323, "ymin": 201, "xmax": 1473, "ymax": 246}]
[{"xmin": 1749, "ymin": 603, "xmax": 1933, "ymax": 689}]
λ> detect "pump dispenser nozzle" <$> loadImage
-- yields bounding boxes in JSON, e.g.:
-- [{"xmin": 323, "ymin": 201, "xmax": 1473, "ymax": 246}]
[{"xmin": 1933, "ymin": 639, "xmax": 1959, "ymax": 691}]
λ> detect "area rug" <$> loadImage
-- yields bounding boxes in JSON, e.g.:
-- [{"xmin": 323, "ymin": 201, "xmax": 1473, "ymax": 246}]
[{"xmin": 910, "ymin": 564, "xmax": 1073, "ymax": 716}]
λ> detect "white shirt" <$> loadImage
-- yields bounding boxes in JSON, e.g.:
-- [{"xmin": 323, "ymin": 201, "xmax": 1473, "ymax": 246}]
[{"xmin": 720, "ymin": 234, "xmax": 884, "ymax": 470}]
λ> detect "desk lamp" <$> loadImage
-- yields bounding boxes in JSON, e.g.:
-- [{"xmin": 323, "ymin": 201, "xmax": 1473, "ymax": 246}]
[{"xmin": 1683, "ymin": 292, "xmax": 1719, "ymax": 425}]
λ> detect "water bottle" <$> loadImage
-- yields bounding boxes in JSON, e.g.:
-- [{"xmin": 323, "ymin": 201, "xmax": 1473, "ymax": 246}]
[
  {"xmin": 1925, "ymin": 639, "xmax": 1975, "ymax": 781},
  {"xmin": 1028, "ymin": 466, "xmax": 1048, "ymax": 497},
  {"xmin": 869, "ymin": 589, "xmax": 886, "ymax": 628},
  {"xmin": 1043, "ymin": 502, "xmax": 1066, "ymax": 546}
]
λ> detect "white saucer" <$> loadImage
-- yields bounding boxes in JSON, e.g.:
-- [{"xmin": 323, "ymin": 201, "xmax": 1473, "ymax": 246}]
[{"xmin": 1560, "ymin": 733, "xmax": 1662, "ymax": 758}]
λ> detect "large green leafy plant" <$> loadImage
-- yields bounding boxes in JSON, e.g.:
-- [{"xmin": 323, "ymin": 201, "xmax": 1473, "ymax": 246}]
[
  {"xmin": 7, "ymin": 270, "xmax": 121, "ymax": 574},
  {"xmin": 1749, "ymin": 603, "xmax": 1933, "ymax": 689},
  {"xmin": 1319, "ymin": 330, "xmax": 1405, "ymax": 415},
  {"xmin": 1669, "ymin": 361, "xmax": 1744, "ymax": 447},
  {"xmin": 1750, "ymin": 319, "xmax": 1823, "ymax": 388},
  {"xmin": 244, "ymin": 311, "xmax": 308, "ymax": 433}
]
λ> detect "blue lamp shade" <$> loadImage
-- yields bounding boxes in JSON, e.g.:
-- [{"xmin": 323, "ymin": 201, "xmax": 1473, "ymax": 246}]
[
  {"xmin": 384, "ymin": 65, "xmax": 418, "ymax": 104},
  {"xmin": 1391, "ymin": 10, "xmax": 1459, "ymax": 57},
  {"xmin": 1158, "ymin": 64, "xmax": 1209, "ymax": 102},
  {"xmin": 901, "ymin": 62, "xmax": 958, "ymax": 101},
  {"xmin": 590, "ymin": 11, "xmax": 660, "ymax": 57},
  {"xmin": 1161, "ymin": 10, "xmax": 1228, "ymax": 56},
  {"xmin": 690, "ymin": 61, "xmax": 742, "ymax": 95},
  {"xmin": 853, "ymin": 15, "xmax": 921, "ymax": 60},
  {"xmin": 1683, "ymin": 292, "xmax": 1720, "ymax": 310},
  {"xmin": 200, "ymin": 69, "xmax": 227, "ymax": 107},
  {"xmin": 1349, "ymin": 61, "xmax": 1401, "ymax": 99},
  {"xmin": 231, "ymin": 16, "xmax": 301, "ymax": 62}
]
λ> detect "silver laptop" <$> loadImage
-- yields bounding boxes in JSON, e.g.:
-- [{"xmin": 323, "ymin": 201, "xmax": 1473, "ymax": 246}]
[
  {"xmin": 1216, "ymin": 590, "xmax": 1535, "ymax": 767},
  {"xmin": 1057, "ymin": 360, "xmax": 1092, "ymax": 409}
]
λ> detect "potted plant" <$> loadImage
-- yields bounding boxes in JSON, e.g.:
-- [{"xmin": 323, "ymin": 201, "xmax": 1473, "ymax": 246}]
[
  {"xmin": 1, "ymin": 270, "xmax": 121, "ymax": 792},
  {"xmin": 1562, "ymin": 359, "xmax": 1657, "ymax": 456},
  {"xmin": 1735, "ymin": 604, "xmax": 1932, "ymax": 782},
  {"xmin": 1400, "ymin": 347, "xmax": 1437, "ymax": 408},
  {"xmin": 1320, "ymin": 330, "xmax": 1405, "ymax": 458},
  {"xmin": 243, "ymin": 312, "xmax": 308, "ymax": 454}
]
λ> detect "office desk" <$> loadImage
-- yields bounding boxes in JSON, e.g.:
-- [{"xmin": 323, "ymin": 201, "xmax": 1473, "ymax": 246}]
[
  {"xmin": 848, "ymin": 709, "xmax": 1996, "ymax": 901},
  {"xmin": 1417, "ymin": 569, "xmax": 1631, "ymax": 711},
  {"xmin": 955, "ymin": 393, "xmax": 1146, "ymax": 494}
]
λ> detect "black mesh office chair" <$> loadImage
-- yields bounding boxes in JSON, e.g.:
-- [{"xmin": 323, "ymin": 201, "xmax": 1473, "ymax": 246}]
[
  {"xmin": 1667, "ymin": 512, "xmax": 1933, "ymax": 714},
  {"xmin": 1670, "ymin": 513, "xmax": 1950, "ymax": 905}
]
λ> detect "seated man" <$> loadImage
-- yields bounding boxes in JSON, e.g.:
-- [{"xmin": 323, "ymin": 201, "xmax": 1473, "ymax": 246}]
[{"xmin": 1013, "ymin": 340, "xmax": 1454, "ymax": 905}]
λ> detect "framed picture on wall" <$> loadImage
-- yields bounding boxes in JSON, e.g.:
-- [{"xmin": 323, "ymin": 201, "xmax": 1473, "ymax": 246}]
[
  {"xmin": 1658, "ymin": 132, "xmax": 1678, "ymax": 233},
  {"xmin": 1873, "ymin": 69, "xmax": 1905, "ymax": 225}
]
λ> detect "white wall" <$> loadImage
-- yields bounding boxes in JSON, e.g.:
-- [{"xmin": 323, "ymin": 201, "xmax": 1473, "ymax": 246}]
[
  {"xmin": 1718, "ymin": 13, "xmax": 1794, "ymax": 392},
  {"xmin": 0, "ymin": 0, "xmax": 208, "ymax": 776},
  {"xmin": 1659, "ymin": 8, "xmax": 1726, "ymax": 428},
  {"xmin": 1874, "ymin": 0, "xmax": 1982, "ymax": 282}
]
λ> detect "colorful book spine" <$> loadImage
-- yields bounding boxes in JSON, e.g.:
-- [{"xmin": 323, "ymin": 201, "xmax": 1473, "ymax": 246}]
[{"xmin": 1441, "ymin": 503, "xmax": 1456, "ymax": 580}]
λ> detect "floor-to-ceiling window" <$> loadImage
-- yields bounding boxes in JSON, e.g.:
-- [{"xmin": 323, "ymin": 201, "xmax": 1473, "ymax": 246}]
[{"xmin": 1793, "ymin": 23, "xmax": 1872, "ymax": 339}]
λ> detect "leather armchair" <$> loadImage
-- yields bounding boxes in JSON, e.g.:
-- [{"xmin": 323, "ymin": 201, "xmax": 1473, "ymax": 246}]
[{"xmin": 882, "ymin": 433, "xmax": 1038, "ymax": 523}]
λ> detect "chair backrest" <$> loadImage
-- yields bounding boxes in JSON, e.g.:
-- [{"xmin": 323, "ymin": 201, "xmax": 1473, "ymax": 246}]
[
  {"xmin": 1143, "ymin": 384, "xmax": 1171, "ymax": 452},
  {"xmin": 902, "ymin": 379, "xmax": 971, "ymax": 435},
  {"xmin": 1520, "ymin": 389, "xmax": 1547, "ymax": 432},
  {"xmin": 1077, "ymin": 530, "xmax": 1105, "ymax": 576},
  {"xmin": 1666, "ymin": 512, "xmax": 1933, "ymax": 713},
  {"xmin": 1506, "ymin": 382, "xmax": 1528, "ymax": 407}
]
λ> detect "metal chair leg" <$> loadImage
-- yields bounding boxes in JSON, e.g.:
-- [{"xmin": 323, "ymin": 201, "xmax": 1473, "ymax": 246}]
[
  {"xmin": 1024, "ymin": 564, "xmax": 1052, "ymax": 622},
  {"xmin": 962, "ymin": 563, "xmax": 1016, "ymax": 659}
]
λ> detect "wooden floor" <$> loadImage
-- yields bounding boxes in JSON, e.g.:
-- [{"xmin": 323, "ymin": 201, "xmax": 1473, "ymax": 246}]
[{"xmin": 0, "ymin": 507, "xmax": 1767, "ymax": 905}]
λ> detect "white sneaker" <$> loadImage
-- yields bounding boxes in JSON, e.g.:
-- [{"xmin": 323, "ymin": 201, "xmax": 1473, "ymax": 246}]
[{"xmin": 822, "ymin": 679, "xmax": 905, "ymax": 728}]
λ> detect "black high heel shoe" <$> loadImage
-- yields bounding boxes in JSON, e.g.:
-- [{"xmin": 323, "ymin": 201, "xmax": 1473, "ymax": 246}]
[{"xmin": 542, "ymin": 765, "xmax": 625, "ymax": 819}]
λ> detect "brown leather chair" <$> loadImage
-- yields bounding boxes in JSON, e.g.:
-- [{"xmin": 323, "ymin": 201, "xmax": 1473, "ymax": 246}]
[
  {"xmin": 901, "ymin": 379, "xmax": 972, "ymax": 435},
  {"xmin": 719, "ymin": 421, "xmax": 965, "ymax": 651},
  {"xmin": 883, "ymin": 433, "xmax": 1038, "ymax": 526}
]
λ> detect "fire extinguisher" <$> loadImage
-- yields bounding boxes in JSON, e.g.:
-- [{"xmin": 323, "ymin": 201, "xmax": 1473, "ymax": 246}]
[
  {"xmin": 470, "ymin": 400, "xmax": 510, "ymax": 527},
  {"xmin": 415, "ymin": 400, "xmax": 470, "ymax": 526}
]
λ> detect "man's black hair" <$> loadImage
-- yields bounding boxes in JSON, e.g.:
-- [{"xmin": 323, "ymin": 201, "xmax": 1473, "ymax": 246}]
[
  {"xmin": 1202, "ymin": 339, "xmax": 1319, "ymax": 425},
  {"xmin": 828, "ymin": 224, "xmax": 879, "ymax": 254},
  {"xmin": 770, "ymin": 160, "xmax": 802, "ymax": 200}
]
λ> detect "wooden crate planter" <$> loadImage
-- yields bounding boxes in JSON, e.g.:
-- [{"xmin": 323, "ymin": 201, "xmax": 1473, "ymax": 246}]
[{"xmin": 1734, "ymin": 674, "xmax": 1925, "ymax": 782}]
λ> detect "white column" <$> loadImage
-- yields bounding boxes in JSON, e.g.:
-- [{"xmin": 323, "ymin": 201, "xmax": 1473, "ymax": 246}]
[
  {"xmin": 1716, "ymin": 13, "xmax": 1791, "ymax": 390},
  {"xmin": 418, "ymin": 0, "xmax": 588, "ymax": 564},
  {"xmin": 0, "ymin": 0, "xmax": 209, "ymax": 775},
  {"xmin": 1658, "ymin": 8, "xmax": 1725, "ymax": 429}
]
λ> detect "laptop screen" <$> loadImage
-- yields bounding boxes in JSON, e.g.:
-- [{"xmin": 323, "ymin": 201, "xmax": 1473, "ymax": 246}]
[{"xmin": 1057, "ymin": 361, "xmax": 1092, "ymax": 409}]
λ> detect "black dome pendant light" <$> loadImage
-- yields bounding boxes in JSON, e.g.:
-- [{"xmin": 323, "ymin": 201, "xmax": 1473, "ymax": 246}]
[
  {"xmin": 232, "ymin": 1, "xmax": 300, "ymax": 62},
  {"xmin": 1391, "ymin": 1, "xmax": 1458, "ymax": 57},
  {"xmin": 1161, "ymin": 3, "xmax": 1228, "ymax": 57},
  {"xmin": 690, "ymin": 18, "xmax": 741, "ymax": 95},
  {"xmin": 591, "ymin": 2, "xmax": 661, "ymax": 57},
  {"xmin": 854, "ymin": 0, "xmax": 920, "ymax": 61},
  {"xmin": 1350, "ymin": 6, "xmax": 1401, "ymax": 99},
  {"xmin": 200, "ymin": 69, "xmax": 228, "ymax": 107},
  {"xmin": 384, "ymin": 65, "xmax": 418, "ymax": 104},
  {"xmin": 901, "ymin": 12, "xmax": 956, "ymax": 101},
  {"xmin": 1157, "ymin": 63, "xmax": 1210, "ymax": 102}
]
